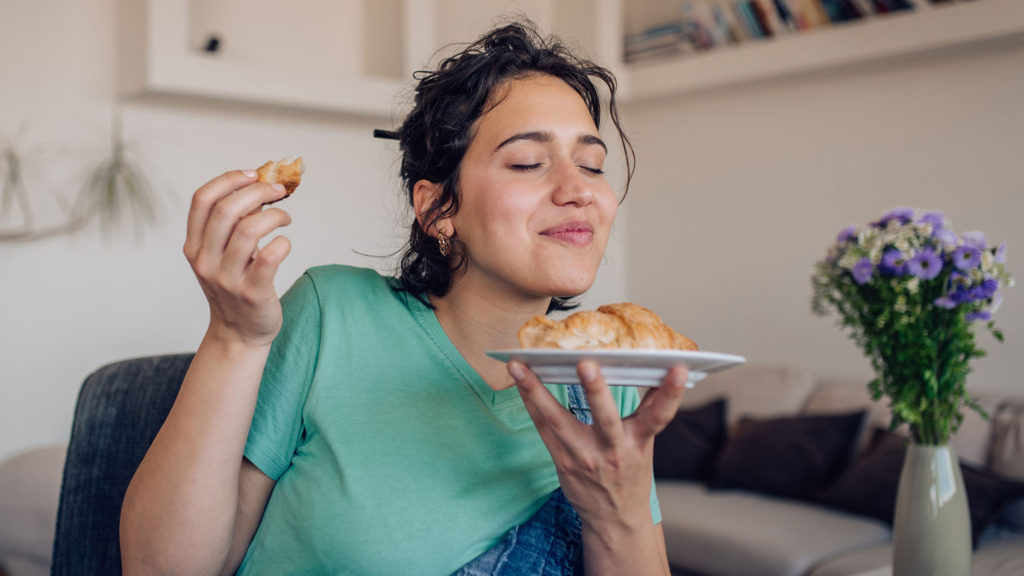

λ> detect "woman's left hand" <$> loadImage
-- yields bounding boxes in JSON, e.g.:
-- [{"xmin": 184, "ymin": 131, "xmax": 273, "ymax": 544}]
[{"xmin": 508, "ymin": 359, "xmax": 687, "ymax": 556}]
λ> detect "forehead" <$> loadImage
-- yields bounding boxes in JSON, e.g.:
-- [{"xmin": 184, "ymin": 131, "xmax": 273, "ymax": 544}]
[{"xmin": 472, "ymin": 74, "xmax": 598, "ymax": 143}]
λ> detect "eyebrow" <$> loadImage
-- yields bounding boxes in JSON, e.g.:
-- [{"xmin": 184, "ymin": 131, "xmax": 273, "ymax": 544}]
[{"xmin": 495, "ymin": 131, "xmax": 607, "ymax": 153}]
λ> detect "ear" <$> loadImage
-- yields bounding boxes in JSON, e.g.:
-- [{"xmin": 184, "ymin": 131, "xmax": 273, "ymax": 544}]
[{"xmin": 412, "ymin": 179, "xmax": 454, "ymax": 238}]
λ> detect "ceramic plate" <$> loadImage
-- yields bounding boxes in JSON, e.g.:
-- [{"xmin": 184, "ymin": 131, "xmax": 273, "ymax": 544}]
[{"xmin": 485, "ymin": 349, "xmax": 746, "ymax": 387}]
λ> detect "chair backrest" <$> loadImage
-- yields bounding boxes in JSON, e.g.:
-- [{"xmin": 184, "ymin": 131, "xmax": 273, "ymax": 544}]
[{"xmin": 51, "ymin": 353, "xmax": 194, "ymax": 576}]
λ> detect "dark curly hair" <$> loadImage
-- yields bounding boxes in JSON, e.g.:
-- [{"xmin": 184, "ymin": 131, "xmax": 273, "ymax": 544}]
[{"xmin": 392, "ymin": 20, "xmax": 634, "ymax": 312}]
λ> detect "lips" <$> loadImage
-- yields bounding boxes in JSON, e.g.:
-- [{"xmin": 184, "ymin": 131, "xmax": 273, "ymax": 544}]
[{"xmin": 540, "ymin": 220, "xmax": 594, "ymax": 246}]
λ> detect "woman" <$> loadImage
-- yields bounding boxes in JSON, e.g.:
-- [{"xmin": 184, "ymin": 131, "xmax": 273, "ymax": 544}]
[{"xmin": 121, "ymin": 22, "xmax": 688, "ymax": 576}]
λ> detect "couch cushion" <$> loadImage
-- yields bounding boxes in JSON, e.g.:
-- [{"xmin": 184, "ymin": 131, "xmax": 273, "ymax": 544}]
[
  {"xmin": 992, "ymin": 401, "xmax": 1024, "ymax": 480},
  {"xmin": 658, "ymin": 481, "xmax": 890, "ymax": 576},
  {"xmin": 653, "ymin": 398, "xmax": 727, "ymax": 482},
  {"xmin": 816, "ymin": 428, "xmax": 1024, "ymax": 548},
  {"xmin": 0, "ymin": 446, "xmax": 66, "ymax": 574},
  {"xmin": 802, "ymin": 380, "xmax": 891, "ymax": 452},
  {"xmin": 807, "ymin": 532, "xmax": 1024, "ymax": 576},
  {"xmin": 950, "ymin": 394, "xmax": 1002, "ymax": 468},
  {"xmin": 682, "ymin": 364, "xmax": 816, "ymax": 428},
  {"xmin": 708, "ymin": 411, "xmax": 866, "ymax": 501},
  {"xmin": 1000, "ymin": 497, "xmax": 1024, "ymax": 531},
  {"xmin": 805, "ymin": 543, "xmax": 890, "ymax": 576}
]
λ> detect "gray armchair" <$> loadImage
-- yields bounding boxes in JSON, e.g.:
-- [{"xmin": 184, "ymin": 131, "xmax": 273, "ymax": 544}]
[{"xmin": 50, "ymin": 354, "xmax": 194, "ymax": 576}]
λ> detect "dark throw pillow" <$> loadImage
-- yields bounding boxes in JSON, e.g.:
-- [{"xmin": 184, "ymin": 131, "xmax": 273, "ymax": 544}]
[
  {"xmin": 817, "ymin": 428, "xmax": 1024, "ymax": 548},
  {"xmin": 653, "ymin": 398, "xmax": 728, "ymax": 481},
  {"xmin": 708, "ymin": 410, "xmax": 866, "ymax": 501}
]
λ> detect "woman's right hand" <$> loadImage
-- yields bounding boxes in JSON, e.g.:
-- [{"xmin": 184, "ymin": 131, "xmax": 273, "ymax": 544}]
[{"xmin": 184, "ymin": 169, "xmax": 293, "ymax": 347}]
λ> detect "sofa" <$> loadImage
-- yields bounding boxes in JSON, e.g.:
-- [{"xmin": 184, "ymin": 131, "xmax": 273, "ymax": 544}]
[
  {"xmin": 2, "ymin": 360, "xmax": 1022, "ymax": 576},
  {"xmin": 655, "ymin": 363, "xmax": 1024, "ymax": 576}
]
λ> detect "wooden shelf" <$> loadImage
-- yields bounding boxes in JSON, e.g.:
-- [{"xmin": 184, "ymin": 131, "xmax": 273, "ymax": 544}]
[
  {"xmin": 116, "ymin": 0, "xmax": 437, "ymax": 118},
  {"xmin": 623, "ymin": 0, "xmax": 1024, "ymax": 102}
]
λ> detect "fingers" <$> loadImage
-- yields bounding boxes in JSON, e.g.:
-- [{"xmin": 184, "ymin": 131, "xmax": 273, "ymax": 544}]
[
  {"xmin": 628, "ymin": 366, "xmax": 688, "ymax": 439},
  {"xmin": 197, "ymin": 182, "xmax": 288, "ymax": 266},
  {"xmin": 221, "ymin": 207, "xmax": 293, "ymax": 277},
  {"xmin": 185, "ymin": 170, "xmax": 258, "ymax": 259},
  {"xmin": 576, "ymin": 361, "xmax": 626, "ymax": 446},
  {"xmin": 248, "ymin": 235, "xmax": 292, "ymax": 289},
  {"xmin": 509, "ymin": 361, "xmax": 580, "ymax": 449}
]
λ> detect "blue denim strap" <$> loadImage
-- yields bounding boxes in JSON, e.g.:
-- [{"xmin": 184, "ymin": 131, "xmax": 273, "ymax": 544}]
[{"xmin": 565, "ymin": 384, "xmax": 592, "ymax": 425}]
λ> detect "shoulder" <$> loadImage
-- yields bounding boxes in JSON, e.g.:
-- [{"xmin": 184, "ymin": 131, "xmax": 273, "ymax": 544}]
[{"xmin": 305, "ymin": 264, "xmax": 390, "ymax": 287}]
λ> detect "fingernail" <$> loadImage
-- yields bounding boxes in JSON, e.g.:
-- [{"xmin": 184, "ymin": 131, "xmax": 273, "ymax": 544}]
[
  {"xmin": 272, "ymin": 183, "xmax": 286, "ymax": 193},
  {"xmin": 508, "ymin": 361, "xmax": 526, "ymax": 381},
  {"xmin": 243, "ymin": 170, "xmax": 258, "ymax": 178},
  {"xmin": 579, "ymin": 361, "xmax": 598, "ymax": 381}
]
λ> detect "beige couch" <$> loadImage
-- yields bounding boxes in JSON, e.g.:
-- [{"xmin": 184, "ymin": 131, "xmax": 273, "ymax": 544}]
[
  {"xmin": 658, "ymin": 364, "xmax": 1024, "ymax": 576},
  {"xmin": 3, "ymin": 364, "xmax": 1022, "ymax": 576}
]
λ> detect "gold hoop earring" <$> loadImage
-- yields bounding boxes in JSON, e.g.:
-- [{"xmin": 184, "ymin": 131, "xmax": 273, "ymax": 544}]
[{"xmin": 437, "ymin": 227, "xmax": 451, "ymax": 257}]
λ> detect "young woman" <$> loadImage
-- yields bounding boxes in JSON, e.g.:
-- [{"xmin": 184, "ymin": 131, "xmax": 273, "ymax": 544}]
[{"xmin": 121, "ymin": 22, "xmax": 688, "ymax": 576}]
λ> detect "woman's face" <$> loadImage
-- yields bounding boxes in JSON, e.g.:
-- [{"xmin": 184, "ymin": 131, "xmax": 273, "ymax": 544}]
[{"xmin": 448, "ymin": 73, "xmax": 618, "ymax": 304}]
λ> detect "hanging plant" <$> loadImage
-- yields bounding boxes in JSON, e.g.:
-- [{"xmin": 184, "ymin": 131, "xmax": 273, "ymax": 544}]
[
  {"xmin": 0, "ymin": 110, "xmax": 159, "ymax": 242},
  {"xmin": 71, "ymin": 111, "xmax": 157, "ymax": 239}
]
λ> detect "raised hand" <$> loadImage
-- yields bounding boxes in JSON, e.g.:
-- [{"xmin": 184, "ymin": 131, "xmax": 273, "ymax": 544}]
[
  {"xmin": 184, "ymin": 169, "xmax": 293, "ymax": 347},
  {"xmin": 509, "ymin": 360, "xmax": 687, "ymax": 574}
]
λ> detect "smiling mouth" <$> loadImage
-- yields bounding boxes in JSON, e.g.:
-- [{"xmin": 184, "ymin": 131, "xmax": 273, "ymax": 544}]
[{"xmin": 540, "ymin": 221, "xmax": 594, "ymax": 246}]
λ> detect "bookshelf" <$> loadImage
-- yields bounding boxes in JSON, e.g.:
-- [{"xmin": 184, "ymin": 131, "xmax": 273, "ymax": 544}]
[
  {"xmin": 115, "ymin": 0, "xmax": 1024, "ymax": 114},
  {"xmin": 622, "ymin": 0, "xmax": 1024, "ymax": 102}
]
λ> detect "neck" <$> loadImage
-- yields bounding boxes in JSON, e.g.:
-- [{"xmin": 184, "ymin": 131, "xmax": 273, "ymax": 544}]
[{"xmin": 430, "ymin": 278, "xmax": 551, "ymax": 391}]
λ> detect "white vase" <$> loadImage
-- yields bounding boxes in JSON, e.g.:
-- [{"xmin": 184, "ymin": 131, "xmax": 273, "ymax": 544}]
[{"xmin": 892, "ymin": 443, "xmax": 971, "ymax": 576}]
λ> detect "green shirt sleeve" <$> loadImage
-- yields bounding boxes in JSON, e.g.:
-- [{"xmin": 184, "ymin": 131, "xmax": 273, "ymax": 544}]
[{"xmin": 244, "ymin": 273, "xmax": 322, "ymax": 480}]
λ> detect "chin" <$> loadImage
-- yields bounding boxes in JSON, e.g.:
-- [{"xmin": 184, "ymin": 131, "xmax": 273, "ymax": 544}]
[{"xmin": 537, "ymin": 270, "xmax": 598, "ymax": 299}]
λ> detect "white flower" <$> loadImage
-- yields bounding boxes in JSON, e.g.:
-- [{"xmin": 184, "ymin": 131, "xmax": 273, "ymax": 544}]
[
  {"xmin": 981, "ymin": 250, "xmax": 994, "ymax": 274},
  {"xmin": 906, "ymin": 277, "xmax": 920, "ymax": 295},
  {"xmin": 895, "ymin": 295, "xmax": 908, "ymax": 313}
]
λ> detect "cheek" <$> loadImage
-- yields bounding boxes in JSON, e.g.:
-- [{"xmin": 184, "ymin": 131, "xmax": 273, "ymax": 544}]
[{"xmin": 597, "ymin": 188, "xmax": 619, "ymax": 230}]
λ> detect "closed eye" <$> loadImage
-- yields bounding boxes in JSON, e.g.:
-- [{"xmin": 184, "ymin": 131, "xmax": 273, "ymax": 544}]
[
  {"xmin": 580, "ymin": 165, "xmax": 605, "ymax": 175},
  {"xmin": 510, "ymin": 163, "xmax": 543, "ymax": 171}
]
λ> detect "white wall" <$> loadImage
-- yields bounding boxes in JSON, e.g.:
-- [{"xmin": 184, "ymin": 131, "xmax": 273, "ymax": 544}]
[
  {"xmin": 3, "ymin": 0, "xmax": 1020, "ymax": 465},
  {"xmin": 0, "ymin": 0, "xmax": 627, "ymax": 463},
  {"xmin": 621, "ymin": 41, "xmax": 1024, "ymax": 394}
]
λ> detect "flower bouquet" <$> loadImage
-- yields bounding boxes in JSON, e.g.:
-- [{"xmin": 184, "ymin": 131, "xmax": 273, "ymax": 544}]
[{"xmin": 811, "ymin": 207, "xmax": 1013, "ymax": 445}]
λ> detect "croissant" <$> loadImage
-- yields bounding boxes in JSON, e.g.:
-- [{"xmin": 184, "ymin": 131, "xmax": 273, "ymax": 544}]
[
  {"xmin": 518, "ymin": 303, "xmax": 697, "ymax": 351},
  {"xmin": 257, "ymin": 156, "xmax": 305, "ymax": 197}
]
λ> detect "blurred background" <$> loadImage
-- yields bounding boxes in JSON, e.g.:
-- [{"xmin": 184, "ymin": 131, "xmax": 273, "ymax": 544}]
[{"xmin": 0, "ymin": 0, "xmax": 1021, "ymax": 467}]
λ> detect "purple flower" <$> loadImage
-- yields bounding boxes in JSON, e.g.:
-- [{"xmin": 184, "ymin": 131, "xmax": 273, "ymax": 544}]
[
  {"xmin": 836, "ymin": 225, "xmax": 857, "ymax": 243},
  {"xmin": 969, "ymin": 286, "xmax": 989, "ymax": 302},
  {"xmin": 852, "ymin": 258, "xmax": 873, "ymax": 285},
  {"xmin": 906, "ymin": 248, "xmax": 943, "ymax": 280},
  {"xmin": 961, "ymin": 231, "xmax": 987, "ymax": 250},
  {"xmin": 875, "ymin": 207, "xmax": 915, "ymax": 228},
  {"xmin": 935, "ymin": 228, "xmax": 958, "ymax": 249},
  {"xmin": 981, "ymin": 278, "xmax": 999, "ymax": 298},
  {"xmin": 952, "ymin": 246, "xmax": 982, "ymax": 272},
  {"xmin": 917, "ymin": 211, "xmax": 945, "ymax": 230},
  {"xmin": 951, "ymin": 286, "xmax": 972, "ymax": 304},
  {"xmin": 966, "ymin": 310, "xmax": 992, "ymax": 322},
  {"xmin": 934, "ymin": 296, "xmax": 957, "ymax": 309},
  {"xmin": 879, "ymin": 249, "xmax": 906, "ymax": 276},
  {"xmin": 995, "ymin": 242, "xmax": 1007, "ymax": 264}
]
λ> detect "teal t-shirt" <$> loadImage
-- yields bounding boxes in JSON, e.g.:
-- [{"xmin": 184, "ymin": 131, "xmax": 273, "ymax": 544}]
[{"xmin": 238, "ymin": 265, "xmax": 660, "ymax": 575}]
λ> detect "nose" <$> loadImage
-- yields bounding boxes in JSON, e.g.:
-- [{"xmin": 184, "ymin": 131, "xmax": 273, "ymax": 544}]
[{"xmin": 550, "ymin": 159, "xmax": 594, "ymax": 207}]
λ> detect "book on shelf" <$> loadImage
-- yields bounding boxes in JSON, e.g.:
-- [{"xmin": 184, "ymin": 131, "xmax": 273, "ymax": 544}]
[{"xmin": 623, "ymin": 0, "xmax": 934, "ymax": 64}]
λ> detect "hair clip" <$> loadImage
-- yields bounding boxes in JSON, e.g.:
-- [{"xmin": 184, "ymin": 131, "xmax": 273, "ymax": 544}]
[{"xmin": 373, "ymin": 129, "xmax": 400, "ymax": 140}]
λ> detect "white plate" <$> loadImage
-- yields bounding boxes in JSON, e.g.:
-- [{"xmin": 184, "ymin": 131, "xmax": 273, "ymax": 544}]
[{"xmin": 485, "ymin": 349, "xmax": 746, "ymax": 388}]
